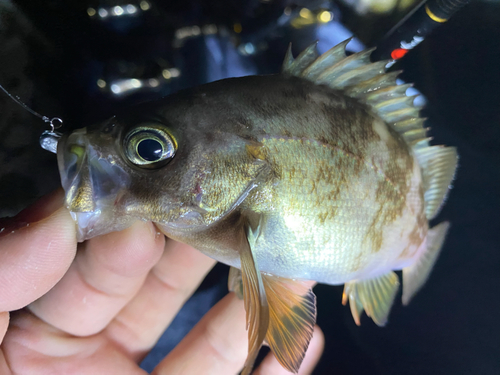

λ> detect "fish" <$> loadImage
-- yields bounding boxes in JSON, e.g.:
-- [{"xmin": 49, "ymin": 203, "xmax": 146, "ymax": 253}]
[{"xmin": 56, "ymin": 39, "xmax": 457, "ymax": 374}]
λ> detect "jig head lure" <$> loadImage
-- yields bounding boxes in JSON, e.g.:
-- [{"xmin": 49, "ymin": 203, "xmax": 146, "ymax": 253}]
[{"xmin": 0, "ymin": 83, "xmax": 63, "ymax": 153}]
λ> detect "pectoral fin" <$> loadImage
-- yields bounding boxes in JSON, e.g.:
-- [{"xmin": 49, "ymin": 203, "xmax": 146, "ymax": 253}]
[
  {"xmin": 239, "ymin": 230, "xmax": 269, "ymax": 375},
  {"xmin": 343, "ymin": 272, "xmax": 400, "ymax": 326},
  {"xmin": 238, "ymin": 267, "xmax": 317, "ymax": 374},
  {"xmin": 238, "ymin": 212, "xmax": 317, "ymax": 374},
  {"xmin": 262, "ymin": 274, "xmax": 317, "ymax": 374}
]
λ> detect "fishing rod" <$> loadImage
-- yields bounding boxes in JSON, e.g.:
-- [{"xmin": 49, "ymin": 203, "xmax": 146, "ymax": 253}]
[{"xmin": 372, "ymin": 0, "xmax": 471, "ymax": 63}]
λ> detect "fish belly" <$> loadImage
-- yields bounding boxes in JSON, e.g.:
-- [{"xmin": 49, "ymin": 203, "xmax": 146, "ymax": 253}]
[{"xmin": 250, "ymin": 131, "xmax": 426, "ymax": 285}]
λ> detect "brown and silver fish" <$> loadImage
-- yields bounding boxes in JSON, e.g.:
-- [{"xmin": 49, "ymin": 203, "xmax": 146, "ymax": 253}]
[{"xmin": 56, "ymin": 39, "xmax": 458, "ymax": 374}]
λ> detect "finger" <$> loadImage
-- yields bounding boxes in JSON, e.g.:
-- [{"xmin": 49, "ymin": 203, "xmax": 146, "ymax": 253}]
[
  {"xmin": 254, "ymin": 325, "xmax": 324, "ymax": 375},
  {"xmin": 29, "ymin": 221, "xmax": 165, "ymax": 336},
  {"xmin": 152, "ymin": 292, "xmax": 248, "ymax": 375},
  {"xmin": 0, "ymin": 312, "xmax": 8, "ymax": 372},
  {"xmin": 297, "ymin": 325, "xmax": 324, "ymax": 375},
  {"xmin": 0, "ymin": 190, "xmax": 76, "ymax": 311},
  {"xmin": 3, "ymin": 311, "xmax": 146, "ymax": 375},
  {"xmin": 0, "ymin": 312, "xmax": 8, "ymax": 344},
  {"xmin": 104, "ymin": 239, "xmax": 216, "ymax": 359}
]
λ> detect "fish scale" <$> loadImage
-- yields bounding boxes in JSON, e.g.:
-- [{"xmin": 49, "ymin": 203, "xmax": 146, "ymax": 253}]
[{"xmin": 243, "ymin": 127, "xmax": 415, "ymax": 283}]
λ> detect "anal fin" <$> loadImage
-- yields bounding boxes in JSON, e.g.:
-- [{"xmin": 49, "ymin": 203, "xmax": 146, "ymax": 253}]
[
  {"xmin": 343, "ymin": 272, "xmax": 400, "ymax": 326},
  {"xmin": 262, "ymin": 274, "xmax": 317, "ymax": 374},
  {"xmin": 402, "ymin": 221, "xmax": 450, "ymax": 305},
  {"xmin": 342, "ymin": 287, "xmax": 364, "ymax": 326}
]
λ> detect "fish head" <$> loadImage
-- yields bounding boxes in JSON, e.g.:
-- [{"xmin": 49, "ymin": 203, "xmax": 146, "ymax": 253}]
[
  {"xmin": 57, "ymin": 96, "xmax": 266, "ymax": 242},
  {"xmin": 57, "ymin": 105, "xmax": 199, "ymax": 241}
]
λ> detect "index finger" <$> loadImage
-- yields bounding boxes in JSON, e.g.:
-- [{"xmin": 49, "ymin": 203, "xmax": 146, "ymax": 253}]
[{"xmin": 0, "ymin": 190, "xmax": 77, "ymax": 311}]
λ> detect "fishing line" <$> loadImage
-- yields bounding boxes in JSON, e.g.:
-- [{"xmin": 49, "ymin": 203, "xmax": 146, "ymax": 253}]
[{"xmin": 0, "ymin": 83, "xmax": 63, "ymax": 153}]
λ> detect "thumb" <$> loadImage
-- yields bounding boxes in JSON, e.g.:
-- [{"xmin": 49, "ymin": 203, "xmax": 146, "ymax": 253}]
[
  {"xmin": 0, "ymin": 189, "xmax": 77, "ymax": 312},
  {"xmin": 0, "ymin": 312, "xmax": 8, "ymax": 345}
]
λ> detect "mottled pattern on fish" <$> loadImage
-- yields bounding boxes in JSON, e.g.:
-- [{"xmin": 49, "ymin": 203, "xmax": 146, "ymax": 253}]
[{"xmin": 191, "ymin": 76, "xmax": 426, "ymax": 283}]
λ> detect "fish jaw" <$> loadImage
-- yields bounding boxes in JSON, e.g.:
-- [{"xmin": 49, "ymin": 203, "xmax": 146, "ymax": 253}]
[{"xmin": 57, "ymin": 127, "xmax": 135, "ymax": 241}]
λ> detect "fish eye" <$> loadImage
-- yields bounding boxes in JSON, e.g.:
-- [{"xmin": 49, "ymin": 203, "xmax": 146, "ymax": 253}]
[{"xmin": 123, "ymin": 124, "xmax": 177, "ymax": 167}]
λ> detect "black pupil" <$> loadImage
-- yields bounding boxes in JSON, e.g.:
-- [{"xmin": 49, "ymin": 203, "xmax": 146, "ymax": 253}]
[{"xmin": 137, "ymin": 139, "xmax": 163, "ymax": 161}]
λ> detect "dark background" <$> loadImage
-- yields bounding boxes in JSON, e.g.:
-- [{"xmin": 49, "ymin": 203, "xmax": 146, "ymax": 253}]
[{"xmin": 0, "ymin": 0, "xmax": 499, "ymax": 374}]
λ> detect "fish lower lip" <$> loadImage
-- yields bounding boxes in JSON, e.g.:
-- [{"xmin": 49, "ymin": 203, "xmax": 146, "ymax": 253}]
[
  {"xmin": 70, "ymin": 210, "xmax": 101, "ymax": 241},
  {"xmin": 71, "ymin": 210, "xmax": 101, "ymax": 228}
]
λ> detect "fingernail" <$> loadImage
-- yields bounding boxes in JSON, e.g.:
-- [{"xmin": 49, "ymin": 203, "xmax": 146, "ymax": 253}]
[{"xmin": 0, "ymin": 189, "xmax": 65, "ymax": 238}]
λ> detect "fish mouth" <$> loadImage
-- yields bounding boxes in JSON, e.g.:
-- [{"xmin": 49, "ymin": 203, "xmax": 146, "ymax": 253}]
[
  {"xmin": 70, "ymin": 211, "xmax": 102, "ymax": 241},
  {"xmin": 57, "ymin": 128, "xmax": 134, "ymax": 242},
  {"xmin": 67, "ymin": 201, "xmax": 112, "ymax": 242}
]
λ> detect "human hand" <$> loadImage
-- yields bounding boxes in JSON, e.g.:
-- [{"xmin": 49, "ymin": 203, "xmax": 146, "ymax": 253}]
[{"xmin": 0, "ymin": 190, "xmax": 324, "ymax": 374}]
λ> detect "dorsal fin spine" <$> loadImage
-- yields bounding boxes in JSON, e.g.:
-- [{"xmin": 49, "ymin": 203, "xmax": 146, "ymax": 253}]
[
  {"xmin": 281, "ymin": 43, "xmax": 294, "ymax": 72},
  {"xmin": 393, "ymin": 117, "xmax": 427, "ymax": 132},
  {"xmin": 331, "ymin": 60, "xmax": 389, "ymax": 89},
  {"xmin": 364, "ymin": 84, "xmax": 413, "ymax": 103},
  {"xmin": 316, "ymin": 48, "xmax": 375, "ymax": 85},
  {"xmin": 287, "ymin": 42, "xmax": 319, "ymax": 76},
  {"xmin": 301, "ymin": 38, "xmax": 352, "ymax": 80},
  {"xmin": 344, "ymin": 71, "xmax": 402, "ymax": 97}
]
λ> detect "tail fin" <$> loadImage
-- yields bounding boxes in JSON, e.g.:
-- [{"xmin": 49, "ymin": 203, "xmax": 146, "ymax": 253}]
[{"xmin": 402, "ymin": 221, "xmax": 450, "ymax": 305}]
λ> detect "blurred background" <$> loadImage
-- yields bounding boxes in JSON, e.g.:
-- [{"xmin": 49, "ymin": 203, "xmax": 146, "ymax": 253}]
[{"xmin": 0, "ymin": 0, "xmax": 499, "ymax": 373}]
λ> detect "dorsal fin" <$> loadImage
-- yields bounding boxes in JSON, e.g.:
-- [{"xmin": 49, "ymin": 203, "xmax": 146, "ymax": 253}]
[
  {"xmin": 283, "ymin": 42, "xmax": 319, "ymax": 77},
  {"xmin": 301, "ymin": 38, "xmax": 352, "ymax": 80},
  {"xmin": 282, "ymin": 39, "xmax": 458, "ymax": 221}
]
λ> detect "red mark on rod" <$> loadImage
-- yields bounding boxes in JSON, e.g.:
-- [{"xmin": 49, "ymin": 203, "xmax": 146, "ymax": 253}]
[{"xmin": 391, "ymin": 48, "xmax": 409, "ymax": 60}]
